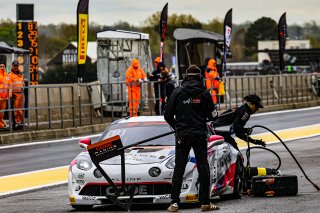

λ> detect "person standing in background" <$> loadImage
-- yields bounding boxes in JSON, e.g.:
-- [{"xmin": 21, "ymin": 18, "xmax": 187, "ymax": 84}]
[
  {"xmin": 126, "ymin": 59, "xmax": 147, "ymax": 117},
  {"xmin": 149, "ymin": 57, "xmax": 162, "ymax": 115},
  {"xmin": 0, "ymin": 63, "xmax": 12, "ymax": 131},
  {"xmin": 9, "ymin": 60, "xmax": 25, "ymax": 129},
  {"xmin": 205, "ymin": 59, "xmax": 220, "ymax": 104}
]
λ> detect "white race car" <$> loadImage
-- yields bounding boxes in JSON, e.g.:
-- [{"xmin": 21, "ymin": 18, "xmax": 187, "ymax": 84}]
[{"xmin": 68, "ymin": 116, "xmax": 243, "ymax": 210}]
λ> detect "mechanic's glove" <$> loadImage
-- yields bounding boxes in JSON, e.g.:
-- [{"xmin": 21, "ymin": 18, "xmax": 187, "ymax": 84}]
[
  {"xmin": 143, "ymin": 77, "xmax": 148, "ymax": 82},
  {"xmin": 138, "ymin": 79, "xmax": 144, "ymax": 83},
  {"xmin": 244, "ymin": 127, "xmax": 253, "ymax": 135},
  {"xmin": 214, "ymin": 76, "xmax": 220, "ymax": 81},
  {"xmin": 253, "ymin": 139, "xmax": 266, "ymax": 147}
]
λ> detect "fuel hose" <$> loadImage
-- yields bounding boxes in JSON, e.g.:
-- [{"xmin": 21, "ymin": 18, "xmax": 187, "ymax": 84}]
[{"xmin": 251, "ymin": 125, "xmax": 320, "ymax": 191}]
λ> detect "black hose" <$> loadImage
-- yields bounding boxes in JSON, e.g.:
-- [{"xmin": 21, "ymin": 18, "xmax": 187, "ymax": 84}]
[
  {"xmin": 251, "ymin": 125, "xmax": 320, "ymax": 191},
  {"xmin": 246, "ymin": 146, "xmax": 282, "ymax": 171}
]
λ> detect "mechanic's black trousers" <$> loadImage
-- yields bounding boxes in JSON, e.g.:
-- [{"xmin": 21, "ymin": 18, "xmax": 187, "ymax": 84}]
[{"xmin": 170, "ymin": 136, "xmax": 210, "ymax": 205}]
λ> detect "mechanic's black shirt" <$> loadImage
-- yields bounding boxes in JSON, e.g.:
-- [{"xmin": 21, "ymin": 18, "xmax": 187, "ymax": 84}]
[
  {"xmin": 230, "ymin": 103, "xmax": 254, "ymax": 142},
  {"xmin": 164, "ymin": 79, "xmax": 215, "ymax": 137},
  {"xmin": 162, "ymin": 78, "xmax": 177, "ymax": 101},
  {"xmin": 149, "ymin": 69, "xmax": 162, "ymax": 98}
]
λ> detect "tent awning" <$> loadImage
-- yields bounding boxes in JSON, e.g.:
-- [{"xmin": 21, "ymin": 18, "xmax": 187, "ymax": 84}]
[
  {"xmin": 0, "ymin": 41, "xmax": 29, "ymax": 54},
  {"xmin": 173, "ymin": 28, "xmax": 224, "ymax": 42}
]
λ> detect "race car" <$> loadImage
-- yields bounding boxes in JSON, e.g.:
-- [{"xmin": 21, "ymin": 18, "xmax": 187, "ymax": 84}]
[{"xmin": 68, "ymin": 116, "xmax": 243, "ymax": 210}]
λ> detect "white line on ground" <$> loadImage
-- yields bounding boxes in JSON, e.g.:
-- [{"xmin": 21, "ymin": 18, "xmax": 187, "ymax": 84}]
[{"xmin": 0, "ymin": 133, "xmax": 102, "ymax": 150}]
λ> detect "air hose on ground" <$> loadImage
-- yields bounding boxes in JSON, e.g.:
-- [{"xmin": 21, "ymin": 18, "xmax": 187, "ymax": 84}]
[{"xmin": 249, "ymin": 125, "xmax": 320, "ymax": 191}]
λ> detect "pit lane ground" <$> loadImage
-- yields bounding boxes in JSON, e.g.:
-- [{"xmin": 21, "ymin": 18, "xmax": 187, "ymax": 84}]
[{"xmin": 1, "ymin": 135, "xmax": 319, "ymax": 213}]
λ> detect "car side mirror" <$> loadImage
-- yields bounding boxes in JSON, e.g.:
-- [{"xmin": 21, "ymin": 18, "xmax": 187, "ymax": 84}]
[{"xmin": 79, "ymin": 138, "xmax": 91, "ymax": 149}]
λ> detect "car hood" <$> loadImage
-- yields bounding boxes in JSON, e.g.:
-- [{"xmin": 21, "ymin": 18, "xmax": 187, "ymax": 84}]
[{"xmin": 99, "ymin": 146, "xmax": 175, "ymax": 165}]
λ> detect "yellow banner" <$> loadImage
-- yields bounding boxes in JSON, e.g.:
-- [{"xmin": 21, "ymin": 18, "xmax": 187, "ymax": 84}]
[{"xmin": 78, "ymin": 14, "xmax": 88, "ymax": 64}]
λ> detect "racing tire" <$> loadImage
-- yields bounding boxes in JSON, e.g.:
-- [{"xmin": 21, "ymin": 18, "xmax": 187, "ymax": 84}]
[
  {"xmin": 220, "ymin": 156, "xmax": 243, "ymax": 200},
  {"xmin": 251, "ymin": 174, "xmax": 298, "ymax": 196},
  {"xmin": 71, "ymin": 205, "xmax": 94, "ymax": 210}
]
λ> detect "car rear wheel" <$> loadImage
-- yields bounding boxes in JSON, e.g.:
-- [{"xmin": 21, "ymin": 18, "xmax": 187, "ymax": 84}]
[
  {"xmin": 220, "ymin": 156, "xmax": 243, "ymax": 200},
  {"xmin": 71, "ymin": 205, "xmax": 93, "ymax": 210}
]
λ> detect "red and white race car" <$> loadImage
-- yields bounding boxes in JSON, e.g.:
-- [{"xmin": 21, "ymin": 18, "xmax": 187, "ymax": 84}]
[{"xmin": 68, "ymin": 116, "xmax": 242, "ymax": 210}]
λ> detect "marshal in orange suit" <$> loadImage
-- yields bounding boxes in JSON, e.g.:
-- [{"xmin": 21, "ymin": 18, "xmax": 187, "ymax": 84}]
[
  {"xmin": 205, "ymin": 59, "xmax": 220, "ymax": 104},
  {"xmin": 0, "ymin": 63, "xmax": 12, "ymax": 130},
  {"xmin": 9, "ymin": 60, "xmax": 25, "ymax": 127},
  {"xmin": 126, "ymin": 59, "xmax": 147, "ymax": 117}
]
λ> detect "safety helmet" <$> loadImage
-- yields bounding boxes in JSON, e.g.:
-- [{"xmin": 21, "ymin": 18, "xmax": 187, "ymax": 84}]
[
  {"xmin": 154, "ymin": 57, "xmax": 161, "ymax": 63},
  {"xmin": 132, "ymin": 58, "xmax": 139, "ymax": 68},
  {"xmin": 244, "ymin": 94, "xmax": 264, "ymax": 108},
  {"xmin": 208, "ymin": 59, "xmax": 216, "ymax": 66}
]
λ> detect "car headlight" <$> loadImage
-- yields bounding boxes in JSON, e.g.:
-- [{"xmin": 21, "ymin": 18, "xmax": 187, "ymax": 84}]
[
  {"xmin": 76, "ymin": 156, "xmax": 92, "ymax": 171},
  {"xmin": 166, "ymin": 157, "xmax": 175, "ymax": 169},
  {"xmin": 149, "ymin": 167, "xmax": 161, "ymax": 177}
]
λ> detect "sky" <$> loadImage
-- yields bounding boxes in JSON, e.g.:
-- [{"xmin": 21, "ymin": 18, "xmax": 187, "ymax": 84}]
[{"xmin": 1, "ymin": 0, "xmax": 320, "ymax": 26}]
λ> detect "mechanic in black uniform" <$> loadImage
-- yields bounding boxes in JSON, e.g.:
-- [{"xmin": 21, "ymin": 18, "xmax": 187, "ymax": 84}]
[
  {"xmin": 165, "ymin": 65, "xmax": 219, "ymax": 212},
  {"xmin": 215, "ymin": 94, "xmax": 266, "ymax": 151},
  {"xmin": 149, "ymin": 61, "xmax": 166, "ymax": 115},
  {"xmin": 160, "ymin": 69, "xmax": 177, "ymax": 112}
]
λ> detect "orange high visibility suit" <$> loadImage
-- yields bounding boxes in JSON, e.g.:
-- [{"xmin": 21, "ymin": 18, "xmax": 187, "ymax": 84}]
[
  {"xmin": 126, "ymin": 59, "xmax": 147, "ymax": 117},
  {"xmin": 0, "ymin": 65, "xmax": 12, "ymax": 129},
  {"xmin": 9, "ymin": 69, "xmax": 24, "ymax": 125},
  {"xmin": 205, "ymin": 59, "xmax": 220, "ymax": 104}
]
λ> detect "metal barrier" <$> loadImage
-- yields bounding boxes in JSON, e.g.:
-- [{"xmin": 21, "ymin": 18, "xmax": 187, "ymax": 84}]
[{"xmin": 0, "ymin": 73, "xmax": 319, "ymax": 133}]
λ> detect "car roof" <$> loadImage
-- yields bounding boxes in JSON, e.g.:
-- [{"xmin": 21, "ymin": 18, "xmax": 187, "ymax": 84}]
[{"xmin": 119, "ymin": 116, "xmax": 166, "ymax": 123}]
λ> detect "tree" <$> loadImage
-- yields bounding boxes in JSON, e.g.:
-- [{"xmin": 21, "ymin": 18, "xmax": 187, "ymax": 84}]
[
  {"xmin": 142, "ymin": 12, "xmax": 202, "ymax": 56},
  {"xmin": 307, "ymin": 34, "xmax": 320, "ymax": 48},
  {"xmin": 0, "ymin": 19, "xmax": 16, "ymax": 46},
  {"xmin": 203, "ymin": 18, "xmax": 223, "ymax": 34},
  {"xmin": 244, "ymin": 17, "xmax": 277, "ymax": 56}
]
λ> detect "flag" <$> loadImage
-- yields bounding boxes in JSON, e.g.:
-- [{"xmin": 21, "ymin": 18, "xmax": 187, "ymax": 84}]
[
  {"xmin": 278, "ymin": 12, "xmax": 287, "ymax": 71},
  {"xmin": 223, "ymin": 8, "xmax": 232, "ymax": 75},
  {"xmin": 159, "ymin": 3, "xmax": 168, "ymax": 63},
  {"xmin": 77, "ymin": 0, "xmax": 89, "ymax": 79}
]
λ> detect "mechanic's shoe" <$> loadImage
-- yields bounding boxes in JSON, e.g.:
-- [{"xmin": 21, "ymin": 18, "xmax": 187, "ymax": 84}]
[
  {"xmin": 201, "ymin": 203, "xmax": 220, "ymax": 211},
  {"xmin": 167, "ymin": 203, "xmax": 179, "ymax": 212}
]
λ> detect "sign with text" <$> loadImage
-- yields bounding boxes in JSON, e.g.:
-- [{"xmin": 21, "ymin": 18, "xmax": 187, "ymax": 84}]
[
  {"xmin": 16, "ymin": 21, "xmax": 38, "ymax": 85},
  {"xmin": 87, "ymin": 135, "xmax": 123, "ymax": 164}
]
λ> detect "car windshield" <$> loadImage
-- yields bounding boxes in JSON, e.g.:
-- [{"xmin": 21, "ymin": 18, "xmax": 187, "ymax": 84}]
[{"xmin": 98, "ymin": 121, "xmax": 175, "ymax": 146}]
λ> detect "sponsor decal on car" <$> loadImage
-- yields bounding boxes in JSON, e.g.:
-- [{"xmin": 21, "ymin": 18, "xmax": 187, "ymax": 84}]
[
  {"xmin": 77, "ymin": 173, "xmax": 85, "ymax": 179},
  {"xmin": 75, "ymin": 185, "xmax": 81, "ymax": 191},
  {"xmin": 82, "ymin": 196, "xmax": 97, "ymax": 200},
  {"xmin": 159, "ymin": 194, "xmax": 171, "ymax": 199},
  {"xmin": 106, "ymin": 185, "xmax": 148, "ymax": 196},
  {"xmin": 77, "ymin": 180, "xmax": 85, "ymax": 185},
  {"xmin": 185, "ymin": 194, "xmax": 198, "ymax": 202},
  {"xmin": 181, "ymin": 183, "xmax": 189, "ymax": 190}
]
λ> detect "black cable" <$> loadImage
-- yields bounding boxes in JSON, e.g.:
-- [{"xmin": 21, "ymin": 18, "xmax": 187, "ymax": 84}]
[
  {"xmin": 251, "ymin": 125, "xmax": 320, "ymax": 191},
  {"xmin": 246, "ymin": 146, "xmax": 281, "ymax": 171}
]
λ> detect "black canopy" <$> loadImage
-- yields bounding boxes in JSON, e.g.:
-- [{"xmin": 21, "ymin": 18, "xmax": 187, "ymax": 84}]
[{"xmin": 0, "ymin": 41, "xmax": 29, "ymax": 54}]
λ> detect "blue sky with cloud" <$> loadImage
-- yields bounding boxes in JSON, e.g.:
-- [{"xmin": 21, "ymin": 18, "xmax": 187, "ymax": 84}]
[{"xmin": 1, "ymin": 0, "xmax": 320, "ymax": 25}]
